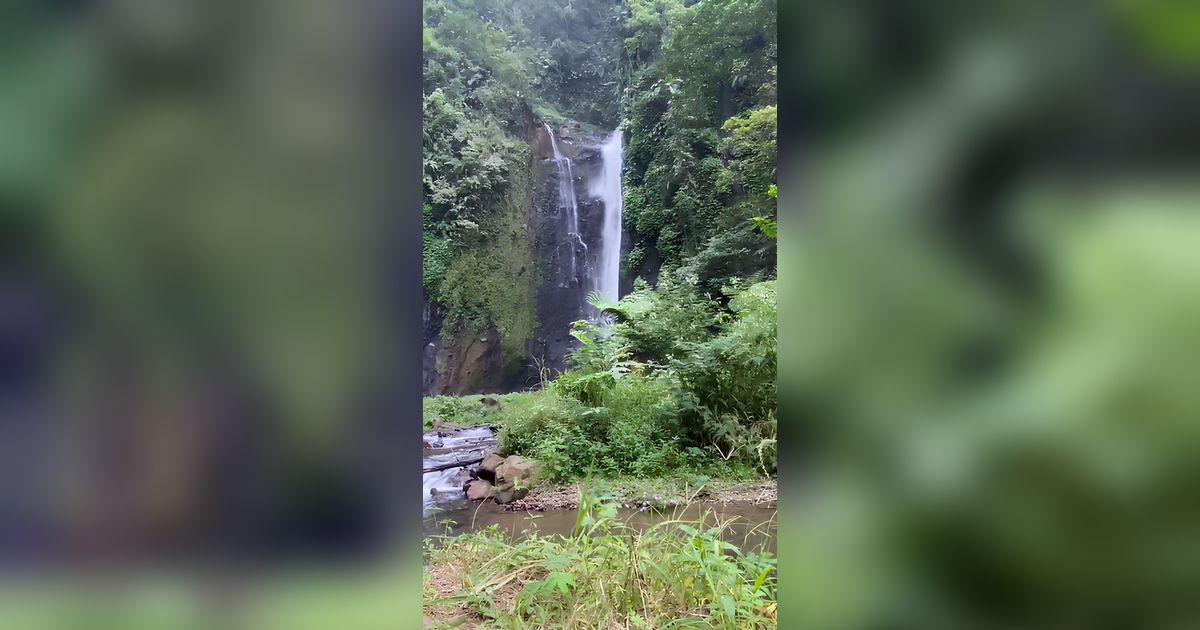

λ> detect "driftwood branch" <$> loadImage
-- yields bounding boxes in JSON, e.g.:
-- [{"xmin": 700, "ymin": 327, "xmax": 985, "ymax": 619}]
[{"xmin": 422, "ymin": 456, "xmax": 484, "ymax": 474}]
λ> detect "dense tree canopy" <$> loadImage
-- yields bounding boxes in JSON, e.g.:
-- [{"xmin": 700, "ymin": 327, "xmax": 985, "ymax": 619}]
[{"xmin": 619, "ymin": 0, "xmax": 777, "ymax": 290}]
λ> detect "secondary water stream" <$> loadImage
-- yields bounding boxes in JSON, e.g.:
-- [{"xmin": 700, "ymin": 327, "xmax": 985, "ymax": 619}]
[
  {"xmin": 422, "ymin": 426, "xmax": 496, "ymax": 513},
  {"xmin": 544, "ymin": 123, "xmax": 587, "ymax": 287}
]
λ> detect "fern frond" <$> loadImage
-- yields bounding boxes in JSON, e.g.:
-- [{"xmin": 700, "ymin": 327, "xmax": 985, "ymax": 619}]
[{"xmin": 586, "ymin": 290, "xmax": 630, "ymax": 322}]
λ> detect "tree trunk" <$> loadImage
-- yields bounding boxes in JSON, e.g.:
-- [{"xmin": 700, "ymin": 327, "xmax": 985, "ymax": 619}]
[{"xmin": 422, "ymin": 456, "xmax": 484, "ymax": 474}]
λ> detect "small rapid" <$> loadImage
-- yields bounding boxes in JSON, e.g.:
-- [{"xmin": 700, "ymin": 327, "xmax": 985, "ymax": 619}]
[{"xmin": 422, "ymin": 426, "xmax": 497, "ymax": 514}]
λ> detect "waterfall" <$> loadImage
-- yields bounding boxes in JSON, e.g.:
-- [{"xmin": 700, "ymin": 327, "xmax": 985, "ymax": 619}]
[
  {"xmin": 591, "ymin": 130, "xmax": 624, "ymax": 303},
  {"xmin": 544, "ymin": 123, "xmax": 586, "ymax": 285}
]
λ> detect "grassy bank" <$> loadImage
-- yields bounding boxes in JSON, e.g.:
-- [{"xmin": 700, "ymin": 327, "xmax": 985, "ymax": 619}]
[
  {"xmin": 423, "ymin": 495, "xmax": 777, "ymax": 629},
  {"xmin": 423, "ymin": 392, "xmax": 544, "ymax": 431}
]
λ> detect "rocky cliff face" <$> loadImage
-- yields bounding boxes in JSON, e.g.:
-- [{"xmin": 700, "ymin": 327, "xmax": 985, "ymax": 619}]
[
  {"xmin": 422, "ymin": 301, "xmax": 512, "ymax": 396},
  {"xmin": 530, "ymin": 123, "xmax": 608, "ymax": 380},
  {"xmin": 424, "ymin": 122, "xmax": 619, "ymax": 396}
]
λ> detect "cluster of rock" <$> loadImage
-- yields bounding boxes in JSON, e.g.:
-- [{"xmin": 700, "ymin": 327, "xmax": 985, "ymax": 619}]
[{"xmin": 464, "ymin": 452, "xmax": 537, "ymax": 504}]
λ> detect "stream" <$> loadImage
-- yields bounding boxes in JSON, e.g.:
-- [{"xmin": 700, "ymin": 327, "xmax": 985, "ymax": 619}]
[
  {"xmin": 422, "ymin": 427, "xmax": 776, "ymax": 552},
  {"xmin": 425, "ymin": 501, "xmax": 777, "ymax": 553},
  {"xmin": 422, "ymin": 426, "xmax": 496, "ymax": 513}
]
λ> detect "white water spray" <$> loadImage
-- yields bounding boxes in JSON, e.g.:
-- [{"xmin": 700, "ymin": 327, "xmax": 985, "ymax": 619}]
[{"xmin": 591, "ymin": 130, "xmax": 624, "ymax": 303}]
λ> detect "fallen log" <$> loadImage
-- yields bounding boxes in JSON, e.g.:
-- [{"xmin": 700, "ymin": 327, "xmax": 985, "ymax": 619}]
[{"xmin": 422, "ymin": 456, "xmax": 484, "ymax": 474}]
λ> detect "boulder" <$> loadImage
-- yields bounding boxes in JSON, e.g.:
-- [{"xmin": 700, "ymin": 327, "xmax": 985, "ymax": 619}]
[
  {"xmin": 493, "ymin": 456, "xmax": 536, "ymax": 504},
  {"xmin": 495, "ymin": 455, "xmax": 534, "ymax": 486},
  {"xmin": 466, "ymin": 480, "xmax": 493, "ymax": 501},
  {"xmin": 492, "ymin": 481, "xmax": 529, "ymax": 505},
  {"xmin": 478, "ymin": 453, "xmax": 505, "ymax": 482}
]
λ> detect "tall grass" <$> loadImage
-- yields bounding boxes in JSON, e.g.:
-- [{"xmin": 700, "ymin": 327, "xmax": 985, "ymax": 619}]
[{"xmin": 423, "ymin": 492, "xmax": 777, "ymax": 628}]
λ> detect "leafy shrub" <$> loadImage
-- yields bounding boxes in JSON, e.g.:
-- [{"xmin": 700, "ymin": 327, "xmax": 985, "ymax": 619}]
[
  {"xmin": 600, "ymin": 375, "xmax": 684, "ymax": 475},
  {"xmin": 550, "ymin": 368, "xmax": 616, "ymax": 408},
  {"xmin": 497, "ymin": 394, "xmax": 596, "ymax": 479},
  {"xmin": 679, "ymin": 220, "xmax": 776, "ymax": 297},
  {"xmin": 496, "ymin": 280, "xmax": 777, "ymax": 480},
  {"xmin": 721, "ymin": 105, "xmax": 778, "ymax": 203},
  {"xmin": 600, "ymin": 275, "xmax": 721, "ymax": 364},
  {"xmin": 673, "ymin": 280, "xmax": 777, "ymax": 473},
  {"xmin": 497, "ymin": 375, "xmax": 687, "ymax": 481},
  {"xmin": 422, "ymin": 233, "xmax": 452, "ymax": 296},
  {"xmin": 555, "ymin": 318, "xmax": 628, "ymax": 404}
]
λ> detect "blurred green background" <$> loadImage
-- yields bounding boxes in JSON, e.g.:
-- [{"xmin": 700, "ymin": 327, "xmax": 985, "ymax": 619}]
[
  {"xmin": 1, "ymin": 0, "xmax": 421, "ymax": 627},
  {"xmin": 777, "ymin": 1, "xmax": 1199, "ymax": 628}
]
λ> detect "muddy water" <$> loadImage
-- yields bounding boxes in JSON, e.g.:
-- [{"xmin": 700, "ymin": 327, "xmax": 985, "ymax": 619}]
[{"xmin": 425, "ymin": 501, "xmax": 777, "ymax": 553}]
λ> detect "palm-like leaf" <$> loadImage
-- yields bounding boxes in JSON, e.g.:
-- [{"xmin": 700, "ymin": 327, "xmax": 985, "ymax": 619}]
[{"xmin": 586, "ymin": 290, "xmax": 630, "ymax": 322}]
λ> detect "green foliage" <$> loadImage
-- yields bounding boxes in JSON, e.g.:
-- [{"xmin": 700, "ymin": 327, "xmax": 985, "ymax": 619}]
[
  {"xmin": 423, "ymin": 391, "xmax": 545, "ymax": 430},
  {"xmin": 426, "ymin": 111, "xmax": 538, "ymax": 356},
  {"xmin": 621, "ymin": 0, "xmax": 681, "ymax": 68},
  {"xmin": 422, "ymin": 1, "xmax": 778, "ymax": 482},
  {"xmin": 679, "ymin": 220, "xmax": 776, "ymax": 297},
  {"xmin": 423, "ymin": 394, "xmax": 488, "ymax": 428},
  {"xmin": 438, "ymin": 244, "xmax": 536, "ymax": 357},
  {"xmin": 496, "ymin": 280, "xmax": 776, "ymax": 479},
  {"xmin": 722, "ymin": 105, "xmax": 778, "ymax": 206},
  {"xmin": 422, "ymin": 87, "xmax": 526, "ymax": 240},
  {"xmin": 605, "ymin": 274, "xmax": 721, "ymax": 363},
  {"xmin": 600, "ymin": 376, "xmax": 688, "ymax": 477},
  {"xmin": 423, "ymin": 0, "xmax": 629, "ymax": 347},
  {"xmin": 493, "ymin": 375, "xmax": 696, "ymax": 481},
  {"xmin": 422, "ymin": 206, "xmax": 452, "ymax": 295},
  {"xmin": 495, "ymin": 393, "xmax": 592, "ymax": 476},
  {"xmin": 518, "ymin": 0, "xmax": 624, "ymax": 126},
  {"xmin": 618, "ymin": 0, "xmax": 777, "ymax": 285},
  {"xmin": 749, "ymin": 216, "xmax": 777, "ymax": 239},
  {"xmin": 424, "ymin": 491, "xmax": 777, "ymax": 628},
  {"xmin": 673, "ymin": 281, "xmax": 777, "ymax": 474},
  {"xmin": 621, "ymin": 243, "xmax": 648, "ymax": 278},
  {"xmin": 658, "ymin": 0, "xmax": 778, "ymax": 123}
]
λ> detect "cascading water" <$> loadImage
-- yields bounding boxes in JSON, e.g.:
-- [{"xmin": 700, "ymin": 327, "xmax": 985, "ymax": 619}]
[
  {"xmin": 422, "ymin": 426, "xmax": 496, "ymax": 513},
  {"xmin": 544, "ymin": 123, "xmax": 587, "ymax": 286},
  {"xmin": 590, "ymin": 130, "xmax": 624, "ymax": 303}
]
